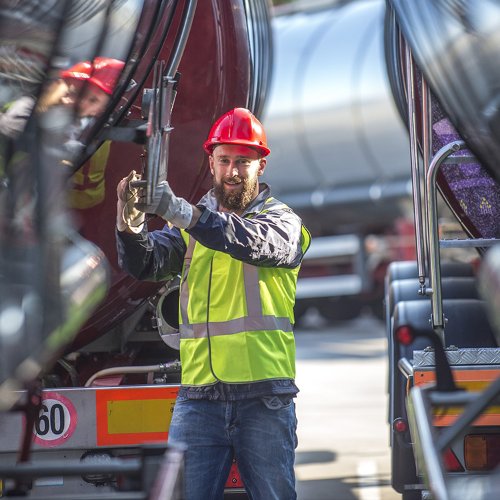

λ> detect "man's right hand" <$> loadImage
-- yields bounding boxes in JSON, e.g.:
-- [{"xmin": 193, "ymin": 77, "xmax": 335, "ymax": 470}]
[
  {"xmin": 116, "ymin": 170, "xmax": 145, "ymax": 232},
  {"xmin": 135, "ymin": 181, "xmax": 193, "ymax": 229}
]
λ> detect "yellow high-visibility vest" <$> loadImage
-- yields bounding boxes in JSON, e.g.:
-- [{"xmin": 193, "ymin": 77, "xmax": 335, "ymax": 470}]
[
  {"xmin": 68, "ymin": 141, "xmax": 110, "ymax": 209},
  {"xmin": 178, "ymin": 199, "xmax": 310, "ymax": 386}
]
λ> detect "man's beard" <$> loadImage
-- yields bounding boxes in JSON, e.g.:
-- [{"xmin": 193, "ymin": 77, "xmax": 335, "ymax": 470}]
[{"xmin": 213, "ymin": 175, "xmax": 258, "ymax": 212}]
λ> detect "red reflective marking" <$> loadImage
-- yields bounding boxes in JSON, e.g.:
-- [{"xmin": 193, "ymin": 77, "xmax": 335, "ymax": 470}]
[
  {"xmin": 225, "ymin": 460, "xmax": 244, "ymax": 489},
  {"xmin": 95, "ymin": 386, "xmax": 179, "ymax": 446}
]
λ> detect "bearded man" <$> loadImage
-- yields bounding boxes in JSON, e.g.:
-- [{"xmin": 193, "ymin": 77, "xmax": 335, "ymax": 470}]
[{"xmin": 116, "ymin": 108, "xmax": 310, "ymax": 500}]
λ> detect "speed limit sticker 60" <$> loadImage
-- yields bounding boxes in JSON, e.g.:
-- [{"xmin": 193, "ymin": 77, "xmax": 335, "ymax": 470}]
[{"xmin": 33, "ymin": 392, "xmax": 78, "ymax": 447}]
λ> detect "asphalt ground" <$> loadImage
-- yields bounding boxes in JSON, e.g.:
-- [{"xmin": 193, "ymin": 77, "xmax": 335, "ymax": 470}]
[{"xmin": 294, "ymin": 310, "xmax": 401, "ymax": 500}]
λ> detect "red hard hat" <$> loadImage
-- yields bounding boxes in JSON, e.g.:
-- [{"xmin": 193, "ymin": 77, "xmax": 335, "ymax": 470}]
[
  {"xmin": 61, "ymin": 57, "xmax": 125, "ymax": 95},
  {"xmin": 203, "ymin": 107, "xmax": 270, "ymax": 156}
]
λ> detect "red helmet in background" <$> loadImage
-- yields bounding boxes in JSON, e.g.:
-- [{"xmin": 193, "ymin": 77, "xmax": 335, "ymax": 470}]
[
  {"xmin": 61, "ymin": 57, "xmax": 125, "ymax": 95},
  {"xmin": 203, "ymin": 107, "xmax": 270, "ymax": 157}
]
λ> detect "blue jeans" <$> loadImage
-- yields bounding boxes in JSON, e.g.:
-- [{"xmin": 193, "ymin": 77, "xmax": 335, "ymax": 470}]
[{"xmin": 168, "ymin": 395, "xmax": 298, "ymax": 500}]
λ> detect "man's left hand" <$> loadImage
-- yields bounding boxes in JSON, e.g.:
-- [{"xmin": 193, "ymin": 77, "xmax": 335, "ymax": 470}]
[{"xmin": 135, "ymin": 181, "xmax": 193, "ymax": 229}]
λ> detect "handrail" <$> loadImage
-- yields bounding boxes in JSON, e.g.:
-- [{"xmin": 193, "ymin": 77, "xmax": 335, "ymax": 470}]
[{"xmin": 425, "ymin": 140, "xmax": 465, "ymax": 339}]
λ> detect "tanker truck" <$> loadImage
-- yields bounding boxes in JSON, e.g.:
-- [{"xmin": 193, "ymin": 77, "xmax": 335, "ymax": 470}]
[
  {"xmin": 263, "ymin": 0, "xmax": 416, "ymax": 323},
  {"xmin": 384, "ymin": 1, "xmax": 500, "ymax": 498},
  {"xmin": 0, "ymin": 0, "xmax": 271, "ymax": 497}
]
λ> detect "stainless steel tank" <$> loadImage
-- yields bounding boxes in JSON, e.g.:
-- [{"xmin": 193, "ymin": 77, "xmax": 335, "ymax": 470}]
[{"xmin": 262, "ymin": 0, "xmax": 411, "ymax": 235}]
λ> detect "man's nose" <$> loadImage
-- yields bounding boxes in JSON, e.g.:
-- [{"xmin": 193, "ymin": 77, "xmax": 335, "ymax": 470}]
[{"xmin": 225, "ymin": 161, "xmax": 238, "ymax": 175}]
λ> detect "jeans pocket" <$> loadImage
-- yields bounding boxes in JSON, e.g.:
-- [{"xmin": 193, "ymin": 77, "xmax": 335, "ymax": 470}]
[{"xmin": 261, "ymin": 395, "xmax": 293, "ymax": 410}]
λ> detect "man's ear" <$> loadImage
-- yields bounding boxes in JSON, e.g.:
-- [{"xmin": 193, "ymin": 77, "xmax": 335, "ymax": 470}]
[
  {"xmin": 209, "ymin": 155, "xmax": 215, "ymax": 176},
  {"xmin": 258, "ymin": 158, "xmax": 267, "ymax": 176}
]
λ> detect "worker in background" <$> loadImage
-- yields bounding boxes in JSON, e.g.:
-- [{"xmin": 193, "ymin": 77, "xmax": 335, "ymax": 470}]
[
  {"xmin": 60, "ymin": 57, "xmax": 124, "ymax": 209},
  {"xmin": 1, "ymin": 56, "xmax": 124, "ymax": 141},
  {"xmin": 59, "ymin": 57, "xmax": 124, "ymax": 131},
  {"xmin": 116, "ymin": 107, "xmax": 311, "ymax": 500}
]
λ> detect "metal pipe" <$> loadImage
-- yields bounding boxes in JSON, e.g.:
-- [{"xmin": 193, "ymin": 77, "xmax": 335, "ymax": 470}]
[
  {"xmin": 397, "ymin": 357, "xmax": 413, "ymax": 379},
  {"xmin": 421, "ymin": 77, "xmax": 432, "ymax": 285},
  {"xmin": 426, "ymin": 140, "xmax": 464, "ymax": 337},
  {"xmin": 165, "ymin": 0, "xmax": 198, "ymax": 79},
  {"xmin": 405, "ymin": 45, "xmax": 426, "ymax": 285},
  {"xmin": 0, "ymin": 458, "xmax": 141, "ymax": 478},
  {"xmin": 84, "ymin": 361, "xmax": 181, "ymax": 387}
]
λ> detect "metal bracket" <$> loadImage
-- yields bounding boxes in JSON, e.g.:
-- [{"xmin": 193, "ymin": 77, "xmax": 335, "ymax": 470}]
[{"xmin": 143, "ymin": 63, "xmax": 180, "ymax": 204}]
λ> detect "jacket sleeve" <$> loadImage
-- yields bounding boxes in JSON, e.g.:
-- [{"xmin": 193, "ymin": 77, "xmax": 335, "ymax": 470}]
[
  {"xmin": 116, "ymin": 224, "xmax": 186, "ymax": 281},
  {"xmin": 187, "ymin": 206, "xmax": 308, "ymax": 268}
]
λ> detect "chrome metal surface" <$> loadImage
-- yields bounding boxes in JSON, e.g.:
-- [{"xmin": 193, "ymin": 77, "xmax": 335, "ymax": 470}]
[
  {"xmin": 263, "ymin": 0, "xmax": 410, "ymax": 232},
  {"xmin": 397, "ymin": 357, "xmax": 413, "ymax": 378},
  {"xmin": 413, "ymin": 347, "xmax": 500, "ymax": 367},
  {"xmin": 421, "ymin": 78, "xmax": 431, "ymax": 278},
  {"xmin": 243, "ymin": 0, "xmax": 273, "ymax": 116},
  {"xmin": 406, "ymin": 46, "xmax": 426, "ymax": 285},
  {"xmin": 0, "ymin": 1, "xmax": 146, "ymax": 406},
  {"xmin": 426, "ymin": 141, "xmax": 465, "ymax": 334},
  {"xmin": 388, "ymin": 0, "xmax": 500, "ymax": 184},
  {"xmin": 439, "ymin": 238, "xmax": 499, "ymax": 248}
]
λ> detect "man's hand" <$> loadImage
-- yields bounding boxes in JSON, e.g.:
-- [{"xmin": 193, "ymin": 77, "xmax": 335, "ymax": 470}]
[
  {"xmin": 116, "ymin": 170, "xmax": 145, "ymax": 232},
  {"xmin": 135, "ymin": 181, "xmax": 193, "ymax": 229}
]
